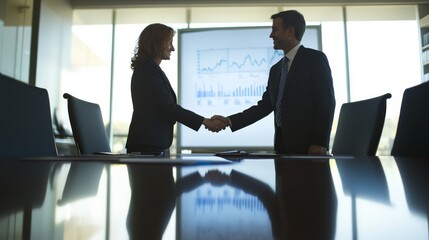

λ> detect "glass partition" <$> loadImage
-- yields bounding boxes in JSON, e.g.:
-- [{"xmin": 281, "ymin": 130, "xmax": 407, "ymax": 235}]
[{"xmin": 0, "ymin": 0, "xmax": 33, "ymax": 82}]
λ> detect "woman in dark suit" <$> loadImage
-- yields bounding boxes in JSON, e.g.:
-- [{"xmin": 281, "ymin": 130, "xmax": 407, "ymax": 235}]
[{"xmin": 126, "ymin": 24, "xmax": 226, "ymax": 155}]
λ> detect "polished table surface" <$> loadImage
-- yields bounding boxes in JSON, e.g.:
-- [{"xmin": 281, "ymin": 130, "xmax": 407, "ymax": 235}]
[{"xmin": 0, "ymin": 154, "xmax": 428, "ymax": 240}]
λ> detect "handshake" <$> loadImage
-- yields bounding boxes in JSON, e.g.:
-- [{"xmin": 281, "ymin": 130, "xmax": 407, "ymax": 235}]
[{"xmin": 202, "ymin": 115, "xmax": 230, "ymax": 133}]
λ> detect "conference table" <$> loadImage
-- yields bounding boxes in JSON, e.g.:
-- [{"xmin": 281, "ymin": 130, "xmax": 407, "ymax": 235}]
[{"xmin": 0, "ymin": 153, "xmax": 427, "ymax": 240}]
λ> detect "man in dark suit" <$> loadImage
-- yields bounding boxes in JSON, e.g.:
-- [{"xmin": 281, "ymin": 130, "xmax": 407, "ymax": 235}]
[{"xmin": 213, "ymin": 10, "xmax": 335, "ymax": 154}]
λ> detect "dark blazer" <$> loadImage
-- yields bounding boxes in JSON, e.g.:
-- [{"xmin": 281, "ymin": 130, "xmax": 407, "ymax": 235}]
[
  {"xmin": 228, "ymin": 46, "xmax": 335, "ymax": 154},
  {"xmin": 126, "ymin": 59, "xmax": 204, "ymax": 150}
]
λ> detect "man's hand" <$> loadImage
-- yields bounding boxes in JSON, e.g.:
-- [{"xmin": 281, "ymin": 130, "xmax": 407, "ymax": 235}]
[
  {"xmin": 203, "ymin": 118, "xmax": 228, "ymax": 132},
  {"xmin": 211, "ymin": 115, "xmax": 231, "ymax": 127}
]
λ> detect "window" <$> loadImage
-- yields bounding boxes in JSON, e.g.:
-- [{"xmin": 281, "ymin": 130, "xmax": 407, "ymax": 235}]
[
  {"xmin": 66, "ymin": 5, "xmax": 420, "ymax": 155},
  {"xmin": 345, "ymin": 5, "xmax": 420, "ymax": 155}
]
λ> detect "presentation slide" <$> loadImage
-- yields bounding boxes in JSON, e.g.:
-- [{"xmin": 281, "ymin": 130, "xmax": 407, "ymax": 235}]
[{"xmin": 178, "ymin": 26, "xmax": 320, "ymax": 151}]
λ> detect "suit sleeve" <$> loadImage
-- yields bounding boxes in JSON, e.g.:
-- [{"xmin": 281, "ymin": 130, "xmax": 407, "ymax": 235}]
[{"xmin": 310, "ymin": 52, "xmax": 336, "ymax": 147}]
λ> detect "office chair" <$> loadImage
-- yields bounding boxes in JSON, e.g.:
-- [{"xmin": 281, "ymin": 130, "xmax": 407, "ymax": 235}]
[
  {"xmin": 63, "ymin": 93, "xmax": 111, "ymax": 154},
  {"xmin": 0, "ymin": 73, "xmax": 57, "ymax": 240},
  {"xmin": 0, "ymin": 73, "xmax": 58, "ymax": 157},
  {"xmin": 391, "ymin": 81, "xmax": 429, "ymax": 157},
  {"xmin": 332, "ymin": 93, "xmax": 391, "ymax": 156}
]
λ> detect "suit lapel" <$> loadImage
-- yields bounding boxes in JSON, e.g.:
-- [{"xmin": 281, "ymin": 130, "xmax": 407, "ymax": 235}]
[
  {"xmin": 152, "ymin": 60, "xmax": 177, "ymax": 104},
  {"xmin": 160, "ymin": 70, "xmax": 177, "ymax": 104}
]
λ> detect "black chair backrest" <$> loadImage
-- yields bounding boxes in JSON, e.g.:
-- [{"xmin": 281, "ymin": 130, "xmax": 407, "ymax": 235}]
[
  {"xmin": 0, "ymin": 73, "xmax": 57, "ymax": 157},
  {"xmin": 391, "ymin": 82, "xmax": 429, "ymax": 157},
  {"xmin": 332, "ymin": 93, "xmax": 391, "ymax": 156},
  {"xmin": 63, "ymin": 93, "xmax": 111, "ymax": 154}
]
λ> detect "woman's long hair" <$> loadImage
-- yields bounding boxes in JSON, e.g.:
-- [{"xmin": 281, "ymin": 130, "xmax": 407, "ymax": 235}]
[{"xmin": 131, "ymin": 23, "xmax": 175, "ymax": 69}]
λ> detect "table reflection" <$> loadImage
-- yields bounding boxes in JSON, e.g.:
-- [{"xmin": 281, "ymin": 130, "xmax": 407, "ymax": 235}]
[
  {"xmin": 0, "ymin": 155, "xmax": 427, "ymax": 240},
  {"xmin": 0, "ymin": 160, "xmax": 53, "ymax": 239},
  {"xmin": 174, "ymin": 158, "xmax": 337, "ymax": 240},
  {"xmin": 336, "ymin": 156, "xmax": 389, "ymax": 240},
  {"xmin": 202, "ymin": 168, "xmax": 280, "ymax": 238},
  {"xmin": 58, "ymin": 162, "xmax": 105, "ymax": 205},
  {"xmin": 177, "ymin": 160, "xmax": 275, "ymax": 240},
  {"xmin": 275, "ymin": 159, "xmax": 337, "ymax": 239},
  {"xmin": 126, "ymin": 165, "xmax": 205, "ymax": 240},
  {"xmin": 394, "ymin": 157, "xmax": 428, "ymax": 223},
  {"xmin": 334, "ymin": 156, "xmax": 428, "ymax": 240}
]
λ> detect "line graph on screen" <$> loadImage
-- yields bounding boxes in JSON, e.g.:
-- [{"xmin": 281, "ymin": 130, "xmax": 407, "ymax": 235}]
[{"xmin": 197, "ymin": 48, "xmax": 283, "ymax": 74}]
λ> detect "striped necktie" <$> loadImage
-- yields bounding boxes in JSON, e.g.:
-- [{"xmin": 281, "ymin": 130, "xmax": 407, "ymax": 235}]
[{"xmin": 275, "ymin": 57, "xmax": 289, "ymax": 127}]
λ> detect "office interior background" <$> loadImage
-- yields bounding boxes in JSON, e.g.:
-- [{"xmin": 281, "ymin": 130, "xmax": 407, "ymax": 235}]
[{"xmin": 0, "ymin": 0, "xmax": 428, "ymax": 155}]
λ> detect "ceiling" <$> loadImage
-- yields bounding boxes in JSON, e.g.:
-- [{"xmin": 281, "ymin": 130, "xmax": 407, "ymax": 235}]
[{"xmin": 69, "ymin": 0, "xmax": 429, "ymax": 9}]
